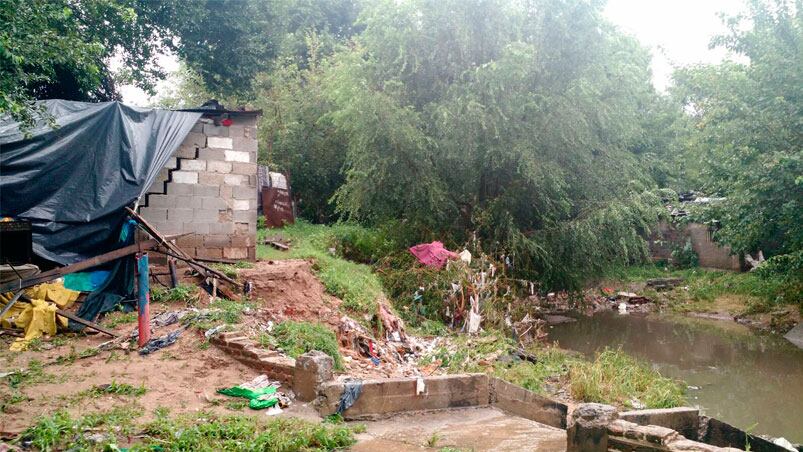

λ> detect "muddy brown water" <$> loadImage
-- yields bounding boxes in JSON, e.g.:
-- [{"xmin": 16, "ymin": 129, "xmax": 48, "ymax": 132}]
[{"xmin": 547, "ymin": 311, "xmax": 803, "ymax": 443}]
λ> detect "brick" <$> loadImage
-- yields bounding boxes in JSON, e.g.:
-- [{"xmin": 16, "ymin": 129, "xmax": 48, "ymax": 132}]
[
  {"xmin": 193, "ymin": 209, "xmax": 220, "ymax": 222},
  {"xmin": 204, "ymin": 234, "xmax": 232, "ymax": 247},
  {"xmin": 209, "ymin": 222, "xmax": 235, "ymax": 234},
  {"xmin": 230, "ymin": 235, "xmax": 253, "ymax": 247},
  {"xmin": 194, "ymin": 185, "xmax": 219, "ymax": 197},
  {"xmin": 175, "ymin": 145, "xmax": 197, "ymax": 159},
  {"xmin": 202, "ymin": 197, "xmax": 228, "ymax": 210},
  {"xmin": 180, "ymin": 159, "xmax": 207, "ymax": 171},
  {"xmin": 183, "ymin": 132, "xmax": 207, "ymax": 148},
  {"xmin": 198, "ymin": 148, "xmax": 226, "ymax": 161},
  {"xmin": 146, "ymin": 195, "xmax": 174, "ymax": 208},
  {"xmin": 195, "ymin": 247, "xmax": 223, "ymax": 259},
  {"xmin": 232, "ymin": 199, "xmax": 250, "ymax": 211},
  {"xmin": 172, "ymin": 171, "xmax": 198, "ymax": 184},
  {"xmin": 224, "ymin": 174, "xmax": 247, "ymax": 186},
  {"xmin": 199, "ymin": 172, "xmax": 226, "ymax": 186},
  {"xmin": 233, "ymin": 136, "xmax": 258, "ymax": 153},
  {"xmin": 224, "ymin": 150, "xmax": 250, "ymax": 163},
  {"xmin": 140, "ymin": 207, "xmax": 167, "ymax": 222},
  {"xmin": 203, "ymin": 123, "xmax": 229, "ymax": 137},
  {"xmin": 167, "ymin": 208, "xmax": 194, "ymax": 222},
  {"xmin": 232, "ymin": 186, "xmax": 256, "ymax": 200},
  {"xmin": 223, "ymin": 247, "xmax": 248, "ymax": 259},
  {"xmin": 168, "ymin": 183, "xmax": 196, "ymax": 196},
  {"xmin": 231, "ymin": 162, "xmax": 257, "ymax": 175},
  {"xmin": 208, "ymin": 137, "xmax": 233, "ymax": 149},
  {"xmin": 207, "ymin": 160, "xmax": 232, "ymax": 173}
]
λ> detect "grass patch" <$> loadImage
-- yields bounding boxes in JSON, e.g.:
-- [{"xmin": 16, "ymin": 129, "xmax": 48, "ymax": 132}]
[
  {"xmin": 5, "ymin": 360, "xmax": 48, "ymax": 389},
  {"xmin": 494, "ymin": 348, "xmax": 579, "ymax": 394},
  {"xmin": 212, "ymin": 261, "xmax": 255, "ymax": 279},
  {"xmin": 260, "ymin": 321, "xmax": 343, "ymax": 370},
  {"xmin": 19, "ymin": 406, "xmax": 141, "ymax": 451},
  {"xmin": 569, "ymin": 348, "xmax": 685, "ymax": 409},
  {"xmin": 151, "ymin": 283, "xmax": 200, "ymax": 304},
  {"xmin": 54, "ymin": 346, "xmax": 100, "ymax": 365},
  {"xmin": 103, "ymin": 311, "xmax": 138, "ymax": 328},
  {"xmin": 258, "ymin": 221, "xmax": 385, "ymax": 316},
  {"xmin": 419, "ymin": 333, "xmax": 514, "ymax": 374},
  {"xmin": 140, "ymin": 411, "xmax": 355, "ymax": 451},
  {"xmin": 85, "ymin": 381, "xmax": 147, "ymax": 398}
]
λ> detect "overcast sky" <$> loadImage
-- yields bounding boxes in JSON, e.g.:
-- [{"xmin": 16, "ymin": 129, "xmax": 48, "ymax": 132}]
[{"xmin": 120, "ymin": 0, "xmax": 746, "ymax": 106}]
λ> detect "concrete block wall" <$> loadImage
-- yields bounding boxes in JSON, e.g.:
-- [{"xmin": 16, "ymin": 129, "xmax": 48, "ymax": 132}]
[
  {"xmin": 139, "ymin": 114, "xmax": 259, "ymax": 261},
  {"xmin": 648, "ymin": 221, "xmax": 741, "ymax": 271},
  {"xmin": 210, "ymin": 331, "xmax": 295, "ymax": 384}
]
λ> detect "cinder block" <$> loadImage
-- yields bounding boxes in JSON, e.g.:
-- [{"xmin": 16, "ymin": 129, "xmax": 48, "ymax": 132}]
[
  {"xmin": 182, "ymin": 222, "xmax": 209, "ymax": 235},
  {"xmin": 146, "ymin": 195, "xmax": 173, "ymax": 208},
  {"xmin": 193, "ymin": 209, "xmax": 221, "ymax": 222},
  {"xmin": 168, "ymin": 183, "xmax": 195, "ymax": 196},
  {"xmin": 140, "ymin": 207, "xmax": 167, "ymax": 222},
  {"xmin": 224, "ymin": 174, "xmax": 247, "ymax": 186},
  {"xmin": 176, "ymin": 235, "xmax": 204, "ymax": 249},
  {"xmin": 235, "ymin": 222, "xmax": 250, "ymax": 234},
  {"xmin": 231, "ymin": 234, "xmax": 254, "ymax": 247},
  {"xmin": 232, "ymin": 186, "xmax": 257, "ymax": 200},
  {"xmin": 183, "ymin": 132, "xmax": 207, "ymax": 148},
  {"xmin": 147, "ymin": 221, "xmax": 182, "ymax": 235},
  {"xmin": 196, "ymin": 247, "xmax": 223, "ymax": 259},
  {"xmin": 204, "ymin": 234, "xmax": 232, "ymax": 247},
  {"xmin": 202, "ymin": 197, "xmax": 228, "ymax": 210},
  {"xmin": 223, "ymin": 247, "xmax": 248, "ymax": 259},
  {"xmin": 233, "ymin": 210, "xmax": 256, "ymax": 223},
  {"xmin": 146, "ymin": 180, "xmax": 165, "ymax": 195},
  {"xmin": 180, "ymin": 159, "xmax": 207, "ymax": 171},
  {"xmin": 209, "ymin": 222, "xmax": 235, "ymax": 234},
  {"xmin": 490, "ymin": 378, "xmax": 568, "ymax": 429},
  {"xmin": 167, "ymin": 208, "xmax": 194, "ymax": 222},
  {"xmin": 198, "ymin": 148, "xmax": 226, "ymax": 161},
  {"xmin": 171, "ymin": 171, "xmax": 198, "ymax": 184},
  {"xmin": 248, "ymin": 175, "xmax": 257, "ymax": 186},
  {"xmin": 208, "ymin": 136, "xmax": 233, "ymax": 149},
  {"xmin": 294, "ymin": 351, "xmax": 334, "ymax": 402},
  {"xmin": 194, "ymin": 185, "xmax": 219, "ymax": 197},
  {"xmin": 228, "ymin": 125, "xmax": 245, "ymax": 138},
  {"xmin": 199, "ymin": 172, "xmax": 226, "ymax": 186},
  {"xmin": 207, "ymin": 160, "xmax": 232, "ymax": 173},
  {"xmin": 219, "ymin": 185, "xmax": 233, "ymax": 200},
  {"xmin": 191, "ymin": 122, "xmax": 203, "ymax": 133},
  {"xmin": 203, "ymin": 123, "xmax": 230, "ymax": 137},
  {"xmin": 244, "ymin": 126, "xmax": 257, "ymax": 139},
  {"xmin": 224, "ymin": 150, "xmax": 250, "ymax": 163},
  {"xmin": 231, "ymin": 162, "xmax": 257, "ymax": 176},
  {"xmin": 175, "ymin": 145, "xmax": 197, "ymax": 159},
  {"xmin": 233, "ymin": 136, "xmax": 258, "ymax": 153},
  {"xmin": 165, "ymin": 157, "xmax": 178, "ymax": 170},
  {"xmin": 232, "ymin": 199, "xmax": 250, "ymax": 211}
]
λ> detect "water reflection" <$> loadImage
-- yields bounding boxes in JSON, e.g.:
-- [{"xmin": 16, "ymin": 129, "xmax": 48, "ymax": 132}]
[{"xmin": 548, "ymin": 311, "xmax": 803, "ymax": 442}]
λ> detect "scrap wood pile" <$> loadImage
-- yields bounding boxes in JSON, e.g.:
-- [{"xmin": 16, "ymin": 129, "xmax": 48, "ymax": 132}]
[{"xmin": 0, "ymin": 208, "xmax": 249, "ymax": 352}]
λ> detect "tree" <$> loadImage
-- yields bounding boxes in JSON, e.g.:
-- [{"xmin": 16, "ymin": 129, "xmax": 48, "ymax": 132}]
[{"xmin": 672, "ymin": 0, "xmax": 802, "ymax": 257}]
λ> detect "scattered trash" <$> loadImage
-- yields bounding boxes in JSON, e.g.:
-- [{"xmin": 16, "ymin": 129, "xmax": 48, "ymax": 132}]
[
  {"xmin": 336, "ymin": 379, "xmax": 363, "ymax": 414},
  {"xmin": 616, "ymin": 292, "xmax": 650, "ymax": 304},
  {"xmin": 139, "ymin": 328, "xmax": 183, "ymax": 355},
  {"xmin": 409, "ymin": 241, "xmax": 459, "ymax": 269},
  {"xmin": 265, "ymin": 406, "xmax": 283, "ymax": 416},
  {"xmin": 772, "ymin": 437, "xmax": 796, "ymax": 451},
  {"xmin": 458, "ymin": 249, "xmax": 472, "ymax": 264},
  {"xmin": 416, "ymin": 377, "xmax": 426, "ymax": 395},
  {"xmin": 204, "ymin": 325, "xmax": 226, "ymax": 339},
  {"xmin": 618, "ymin": 302, "xmax": 628, "ymax": 314},
  {"xmin": 217, "ymin": 375, "xmax": 289, "ymax": 410},
  {"xmin": 0, "ymin": 281, "xmax": 80, "ymax": 351}
]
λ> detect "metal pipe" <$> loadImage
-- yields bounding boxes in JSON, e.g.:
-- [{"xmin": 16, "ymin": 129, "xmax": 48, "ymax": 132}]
[{"xmin": 136, "ymin": 253, "xmax": 151, "ymax": 348}]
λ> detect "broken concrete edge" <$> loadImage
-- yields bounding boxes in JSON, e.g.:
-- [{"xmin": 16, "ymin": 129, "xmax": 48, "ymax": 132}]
[
  {"xmin": 489, "ymin": 377, "xmax": 568, "ymax": 428},
  {"xmin": 620, "ymin": 407, "xmax": 700, "ymax": 441},
  {"xmin": 699, "ymin": 416, "xmax": 800, "ymax": 452}
]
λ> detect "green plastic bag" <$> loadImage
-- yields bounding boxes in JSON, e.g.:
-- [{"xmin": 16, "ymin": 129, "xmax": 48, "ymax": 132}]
[{"xmin": 217, "ymin": 385, "xmax": 278, "ymax": 410}]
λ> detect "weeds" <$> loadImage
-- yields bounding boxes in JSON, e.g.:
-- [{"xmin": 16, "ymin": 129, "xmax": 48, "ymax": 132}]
[
  {"xmin": 213, "ymin": 261, "xmax": 255, "ymax": 279},
  {"xmin": 426, "ymin": 432, "xmax": 442, "ymax": 447},
  {"xmin": 6, "ymin": 360, "xmax": 48, "ymax": 389},
  {"xmin": 19, "ymin": 405, "xmax": 141, "ymax": 450},
  {"xmin": 85, "ymin": 381, "xmax": 147, "ymax": 398},
  {"xmin": 151, "ymin": 283, "xmax": 199, "ymax": 304},
  {"xmin": 55, "ymin": 346, "xmax": 99, "ymax": 365},
  {"xmin": 225, "ymin": 400, "xmax": 249, "ymax": 411},
  {"xmin": 569, "ymin": 348, "xmax": 685, "ymax": 409},
  {"xmin": 103, "ymin": 310, "xmax": 138, "ymax": 328},
  {"xmin": 261, "ymin": 321, "xmax": 343, "ymax": 370}
]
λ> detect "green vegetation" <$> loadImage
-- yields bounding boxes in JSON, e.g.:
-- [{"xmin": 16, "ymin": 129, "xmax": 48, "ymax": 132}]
[
  {"xmin": 17, "ymin": 407, "xmax": 357, "ymax": 451},
  {"xmin": 260, "ymin": 321, "xmax": 344, "ymax": 370},
  {"xmin": 103, "ymin": 311, "xmax": 138, "ymax": 328},
  {"xmin": 569, "ymin": 348, "xmax": 685, "ymax": 409},
  {"xmin": 213, "ymin": 261, "xmax": 255, "ymax": 279},
  {"xmin": 258, "ymin": 221, "xmax": 385, "ymax": 315},
  {"xmin": 151, "ymin": 283, "xmax": 199, "ymax": 305},
  {"xmin": 84, "ymin": 381, "xmax": 147, "ymax": 398}
]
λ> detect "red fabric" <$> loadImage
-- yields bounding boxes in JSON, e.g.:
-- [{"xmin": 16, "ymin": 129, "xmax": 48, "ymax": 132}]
[{"xmin": 409, "ymin": 241, "xmax": 459, "ymax": 269}]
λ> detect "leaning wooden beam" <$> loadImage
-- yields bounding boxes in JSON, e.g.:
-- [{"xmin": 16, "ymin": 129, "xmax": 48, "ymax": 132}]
[
  {"xmin": 0, "ymin": 239, "xmax": 161, "ymax": 294},
  {"xmin": 55, "ymin": 308, "xmax": 117, "ymax": 337},
  {"xmin": 125, "ymin": 207, "xmax": 241, "ymax": 288}
]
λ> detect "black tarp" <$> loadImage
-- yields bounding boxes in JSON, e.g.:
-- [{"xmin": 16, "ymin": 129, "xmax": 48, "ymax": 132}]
[{"xmin": 0, "ymin": 100, "xmax": 201, "ymax": 264}]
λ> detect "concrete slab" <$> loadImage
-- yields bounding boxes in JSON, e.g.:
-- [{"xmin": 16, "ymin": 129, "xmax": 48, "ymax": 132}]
[
  {"xmin": 784, "ymin": 322, "xmax": 803, "ymax": 349},
  {"xmin": 349, "ymin": 406, "xmax": 566, "ymax": 452}
]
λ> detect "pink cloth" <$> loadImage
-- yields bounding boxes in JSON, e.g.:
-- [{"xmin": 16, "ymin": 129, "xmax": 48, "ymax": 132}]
[{"xmin": 409, "ymin": 241, "xmax": 459, "ymax": 269}]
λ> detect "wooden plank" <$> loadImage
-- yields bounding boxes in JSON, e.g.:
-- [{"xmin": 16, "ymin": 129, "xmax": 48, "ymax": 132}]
[
  {"xmin": 0, "ymin": 239, "xmax": 160, "ymax": 293},
  {"xmin": 55, "ymin": 308, "xmax": 117, "ymax": 337}
]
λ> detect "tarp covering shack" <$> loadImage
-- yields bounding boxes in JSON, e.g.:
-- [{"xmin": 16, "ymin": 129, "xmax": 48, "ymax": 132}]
[{"xmin": 0, "ymin": 100, "xmax": 202, "ymax": 264}]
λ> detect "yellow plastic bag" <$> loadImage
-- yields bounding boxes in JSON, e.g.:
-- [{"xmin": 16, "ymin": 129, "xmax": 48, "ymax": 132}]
[{"xmin": 0, "ymin": 281, "xmax": 80, "ymax": 351}]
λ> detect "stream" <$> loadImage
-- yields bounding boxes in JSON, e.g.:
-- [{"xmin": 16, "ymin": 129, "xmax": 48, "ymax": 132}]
[{"xmin": 547, "ymin": 311, "xmax": 803, "ymax": 443}]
